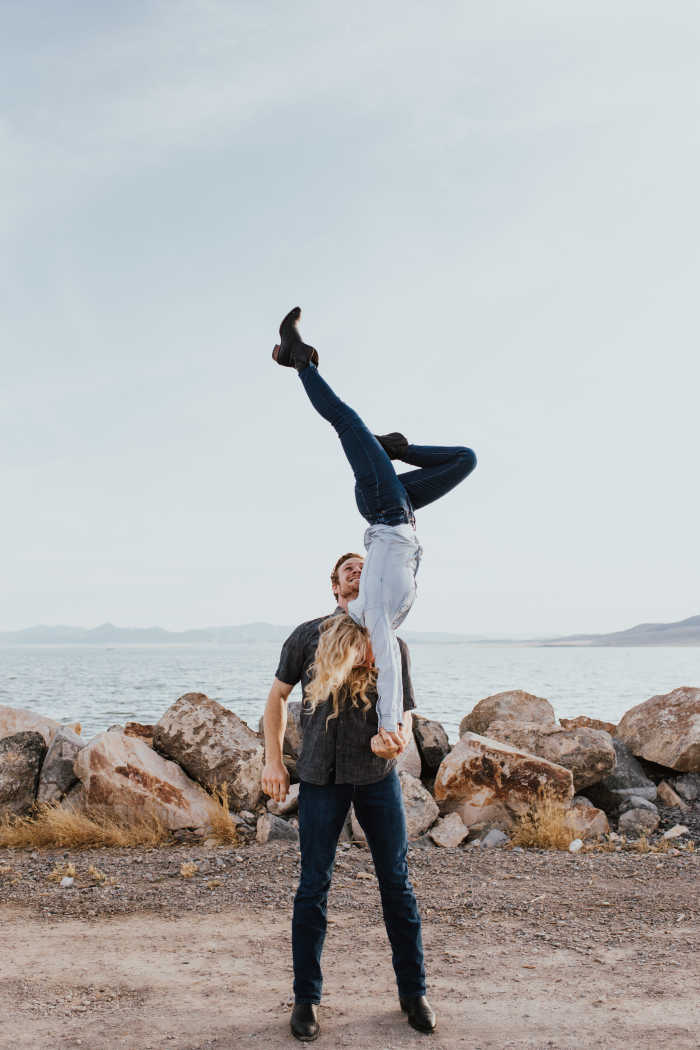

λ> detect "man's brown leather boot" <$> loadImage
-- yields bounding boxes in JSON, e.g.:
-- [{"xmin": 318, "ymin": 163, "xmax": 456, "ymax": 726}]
[
  {"xmin": 400, "ymin": 995, "xmax": 437, "ymax": 1033},
  {"xmin": 290, "ymin": 1002, "xmax": 320, "ymax": 1041}
]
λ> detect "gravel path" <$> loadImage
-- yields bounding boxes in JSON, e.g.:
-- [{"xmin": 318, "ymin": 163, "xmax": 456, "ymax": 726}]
[{"xmin": 1, "ymin": 841, "xmax": 698, "ymax": 1049}]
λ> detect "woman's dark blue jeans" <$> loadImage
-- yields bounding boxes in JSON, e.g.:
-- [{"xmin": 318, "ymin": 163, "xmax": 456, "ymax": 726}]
[
  {"xmin": 298, "ymin": 364, "xmax": 476, "ymax": 525},
  {"xmin": 292, "ymin": 770, "xmax": 426, "ymax": 1004}
]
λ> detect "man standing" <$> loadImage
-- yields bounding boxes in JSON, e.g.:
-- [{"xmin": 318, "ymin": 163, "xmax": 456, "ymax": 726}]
[{"xmin": 261, "ymin": 552, "xmax": 436, "ymax": 1041}]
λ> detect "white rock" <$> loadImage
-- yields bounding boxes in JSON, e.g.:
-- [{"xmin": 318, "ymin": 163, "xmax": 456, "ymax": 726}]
[
  {"xmin": 568, "ymin": 839, "xmax": 583, "ymax": 853},
  {"xmin": 663, "ymin": 824, "xmax": 690, "ymax": 840},
  {"xmin": 60, "ymin": 877, "xmax": 74, "ymax": 888},
  {"xmin": 429, "ymin": 812, "xmax": 469, "ymax": 848}
]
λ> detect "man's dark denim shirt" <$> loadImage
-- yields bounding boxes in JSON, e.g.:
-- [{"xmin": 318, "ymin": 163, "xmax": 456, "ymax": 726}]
[{"xmin": 275, "ymin": 607, "xmax": 416, "ymax": 786}]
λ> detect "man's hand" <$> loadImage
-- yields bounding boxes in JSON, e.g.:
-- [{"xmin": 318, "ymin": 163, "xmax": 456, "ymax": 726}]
[{"xmin": 261, "ymin": 759, "xmax": 290, "ymax": 803}]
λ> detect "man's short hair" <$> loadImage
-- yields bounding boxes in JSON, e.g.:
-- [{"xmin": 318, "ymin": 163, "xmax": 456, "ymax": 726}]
[{"xmin": 330, "ymin": 551, "xmax": 364, "ymax": 595}]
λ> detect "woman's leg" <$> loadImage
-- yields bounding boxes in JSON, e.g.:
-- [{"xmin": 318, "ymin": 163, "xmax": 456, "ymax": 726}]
[
  {"xmin": 397, "ymin": 444, "xmax": 476, "ymax": 512},
  {"xmin": 298, "ymin": 364, "xmax": 410, "ymax": 525}
]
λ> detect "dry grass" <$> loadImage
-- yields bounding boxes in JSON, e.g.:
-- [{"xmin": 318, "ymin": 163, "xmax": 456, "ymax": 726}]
[
  {"xmin": 180, "ymin": 861, "xmax": 198, "ymax": 878},
  {"xmin": 510, "ymin": 792, "xmax": 575, "ymax": 851},
  {"xmin": 48, "ymin": 862, "xmax": 77, "ymax": 881},
  {"xmin": 0, "ymin": 802, "xmax": 171, "ymax": 850},
  {"xmin": 207, "ymin": 783, "xmax": 240, "ymax": 846},
  {"xmin": 0, "ymin": 782, "xmax": 241, "ymax": 851}
]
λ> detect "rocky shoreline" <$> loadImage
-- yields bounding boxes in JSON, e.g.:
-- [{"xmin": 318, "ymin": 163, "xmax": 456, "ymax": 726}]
[{"xmin": 1, "ymin": 686, "xmax": 699, "ymax": 854}]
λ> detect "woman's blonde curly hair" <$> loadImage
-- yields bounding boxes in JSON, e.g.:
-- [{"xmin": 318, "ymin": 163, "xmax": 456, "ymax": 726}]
[{"xmin": 304, "ymin": 614, "xmax": 377, "ymax": 727}]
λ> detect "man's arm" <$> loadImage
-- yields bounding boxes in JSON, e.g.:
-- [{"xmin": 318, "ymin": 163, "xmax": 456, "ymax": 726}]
[
  {"xmin": 261, "ymin": 677, "xmax": 293, "ymax": 802},
  {"xmin": 399, "ymin": 709, "xmax": 412, "ymax": 748}
]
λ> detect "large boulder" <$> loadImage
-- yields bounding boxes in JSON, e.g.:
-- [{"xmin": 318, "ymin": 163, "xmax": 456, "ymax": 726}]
[
  {"xmin": 560, "ymin": 715, "xmax": 617, "ymax": 735},
  {"xmin": 0, "ymin": 705, "xmax": 79, "ymax": 748},
  {"xmin": 412, "ymin": 715, "xmax": 451, "ymax": 776},
  {"xmin": 74, "ymin": 730, "xmax": 221, "ymax": 830},
  {"xmin": 434, "ymin": 732, "xmax": 573, "ymax": 830},
  {"xmin": 616, "ymin": 687, "xmax": 700, "ymax": 772},
  {"xmin": 484, "ymin": 720, "xmax": 616, "ymax": 791},
  {"xmin": 399, "ymin": 771, "xmax": 439, "ymax": 836},
  {"xmin": 0, "ymin": 732, "xmax": 47, "ymax": 816},
  {"xmin": 154, "ymin": 692, "xmax": 264, "ymax": 810},
  {"xmin": 459, "ymin": 691, "xmax": 556, "ymax": 737},
  {"xmin": 582, "ymin": 738, "xmax": 657, "ymax": 813},
  {"xmin": 37, "ymin": 726, "xmax": 86, "ymax": 804},
  {"xmin": 395, "ymin": 730, "xmax": 422, "ymax": 778},
  {"xmin": 351, "ymin": 771, "xmax": 439, "ymax": 842}
]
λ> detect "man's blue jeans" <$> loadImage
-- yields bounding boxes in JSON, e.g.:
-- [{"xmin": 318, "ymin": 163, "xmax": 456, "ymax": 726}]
[{"xmin": 292, "ymin": 770, "xmax": 426, "ymax": 1004}]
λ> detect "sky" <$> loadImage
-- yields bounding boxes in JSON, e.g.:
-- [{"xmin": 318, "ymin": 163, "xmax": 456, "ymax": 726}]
[{"xmin": 2, "ymin": 1, "xmax": 699, "ymax": 636}]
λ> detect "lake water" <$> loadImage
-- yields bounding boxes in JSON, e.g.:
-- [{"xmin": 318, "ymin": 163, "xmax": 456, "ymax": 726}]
[{"xmin": 1, "ymin": 643, "xmax": 698, "ymax": 742}]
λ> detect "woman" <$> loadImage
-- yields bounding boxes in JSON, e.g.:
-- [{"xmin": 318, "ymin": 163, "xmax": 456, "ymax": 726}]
[{"xmin": 273, "ymin": 306, "xmax": 476, "ymax": 749}]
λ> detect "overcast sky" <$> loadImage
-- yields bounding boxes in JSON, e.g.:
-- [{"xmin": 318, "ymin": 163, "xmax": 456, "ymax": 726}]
[{"xmin": 2, "ymin": 1, "xmax": 699, "ymax": 636}]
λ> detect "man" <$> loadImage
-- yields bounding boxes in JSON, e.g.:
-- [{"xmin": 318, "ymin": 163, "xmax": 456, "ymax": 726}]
[{"xmin": 261, "ymin": 551, "xmax": 437, "ymax": 1042}]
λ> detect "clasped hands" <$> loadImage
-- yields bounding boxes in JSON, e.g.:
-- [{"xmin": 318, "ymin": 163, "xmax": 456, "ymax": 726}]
[{"xmin": 370, "ymin": 725, "xmax": 407, "ymax": 759}]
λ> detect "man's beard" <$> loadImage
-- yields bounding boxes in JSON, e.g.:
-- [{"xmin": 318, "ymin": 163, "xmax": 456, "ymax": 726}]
[{"xmin": 339, "ymin": 583, "xmax": 360, "ymax": 601}]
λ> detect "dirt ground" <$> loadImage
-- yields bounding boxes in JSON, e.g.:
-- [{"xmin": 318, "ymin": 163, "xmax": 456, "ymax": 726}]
[{"xmin": 1, "ymin": 840, "xmax": 698, "ymax": 1050}]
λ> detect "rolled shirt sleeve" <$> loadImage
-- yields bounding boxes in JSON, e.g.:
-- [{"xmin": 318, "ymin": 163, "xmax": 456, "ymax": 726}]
[{"xmin": 275, "ymin": 625, "xmax": 306, "ymax": 687}]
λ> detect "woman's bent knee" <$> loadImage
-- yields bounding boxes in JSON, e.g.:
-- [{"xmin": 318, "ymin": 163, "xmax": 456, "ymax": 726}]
[{"xmin": 456, "ymin": 447, "xmax": 477, "ymax": 477}]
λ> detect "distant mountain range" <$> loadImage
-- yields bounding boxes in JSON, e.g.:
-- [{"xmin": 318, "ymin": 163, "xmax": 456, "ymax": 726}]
[
  {"xmin": 0, "ymin": 614, "xmax": 698, "ymax": 646},
  {"xmin": 542, "ymin": 614, "xmax": 700, "ymax": 647},
  {"xmin": 0, "ymin": 621, "xmax": 485, "ymax": 646}
]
